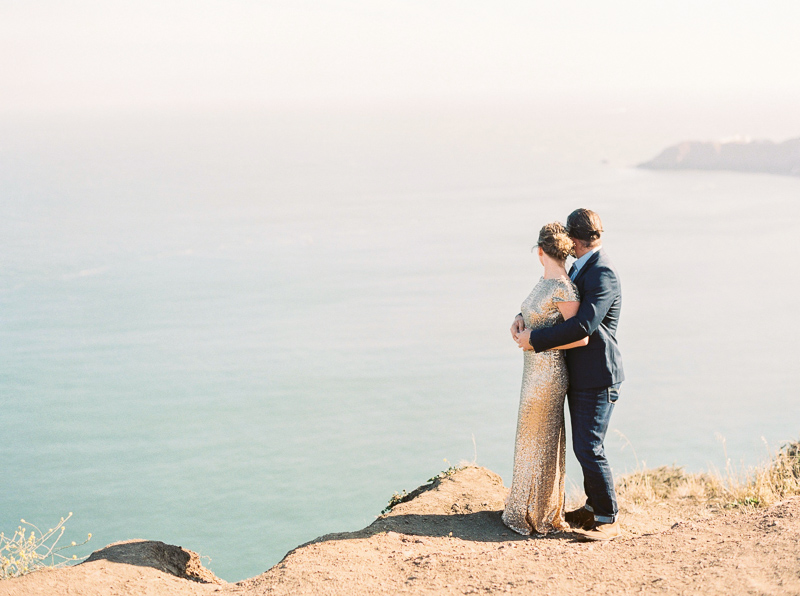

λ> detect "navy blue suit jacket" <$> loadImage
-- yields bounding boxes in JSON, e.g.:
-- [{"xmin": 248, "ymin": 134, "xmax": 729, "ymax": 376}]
[{"xmin": 529, "ymin": 248, "xmax": 624, "ymax": 390}]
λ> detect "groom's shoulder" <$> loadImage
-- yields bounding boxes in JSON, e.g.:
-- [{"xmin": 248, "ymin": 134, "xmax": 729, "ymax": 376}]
[
  {"xmin": 588, "ymin": 250, "xmax": 621, "ymax": 284},
  {"xmin": 595, "ymin": 249, "xmax": 618, "ymax": 271}
]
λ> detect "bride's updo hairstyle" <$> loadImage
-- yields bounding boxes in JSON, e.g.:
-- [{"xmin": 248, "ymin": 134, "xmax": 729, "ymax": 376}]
[{"xmin": 535, "ymin": 222, "xmax": 575, "ymax": 261}]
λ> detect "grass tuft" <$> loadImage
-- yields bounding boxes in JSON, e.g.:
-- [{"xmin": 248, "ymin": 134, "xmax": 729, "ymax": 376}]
[
  {"xmin": 614, "ymin": 439, "xmax": 800, "ymax": 511},
  {"xmin": 616, "ymin": 465, "xmax": 723, "ymax": 507},
  {"xmin": 713, "ymin": 440, "xmax": 800, "ymax": 509},
  {"xmin": 382, "ymin": 464, "xmax": 465, "ymax": 514}
]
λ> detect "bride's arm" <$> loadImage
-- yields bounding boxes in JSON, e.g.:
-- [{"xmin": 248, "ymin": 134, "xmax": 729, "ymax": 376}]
[{"xmin": 553, "ymin": 301, "xmax": 589, "ymax": 350}]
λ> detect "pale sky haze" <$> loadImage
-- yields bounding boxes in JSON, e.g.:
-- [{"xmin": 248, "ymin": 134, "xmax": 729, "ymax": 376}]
[{"xmin": 2, "ymin": 0, "xmax": 800, "ymax": 111}]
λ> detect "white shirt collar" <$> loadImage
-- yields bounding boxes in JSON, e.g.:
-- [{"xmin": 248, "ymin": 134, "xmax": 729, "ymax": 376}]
[{"xmin": 572, "ymin": 245, "xmax": 602, "ymax": 275}]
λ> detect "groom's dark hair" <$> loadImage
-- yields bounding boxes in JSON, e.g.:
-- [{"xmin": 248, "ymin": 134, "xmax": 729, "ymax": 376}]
[{"xmin": 566, "ymin": 208, "xmax": 603, "ymax": 249}]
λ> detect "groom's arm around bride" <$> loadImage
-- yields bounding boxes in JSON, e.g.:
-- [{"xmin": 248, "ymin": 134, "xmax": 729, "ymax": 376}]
[{"xmin": 515, "ymin": 210, "xmax": 623, "ymax": 390}]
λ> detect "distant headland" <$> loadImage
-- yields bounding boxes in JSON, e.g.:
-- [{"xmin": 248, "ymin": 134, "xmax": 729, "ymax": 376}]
[{"xmin": 639, "ymin": 137, "xmax": 800, "ymax": 177}]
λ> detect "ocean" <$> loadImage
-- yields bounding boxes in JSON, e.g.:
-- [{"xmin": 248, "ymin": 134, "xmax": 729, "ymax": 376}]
[{"xmin": 1, "ymin": 102, "xmax": 799, "ymax": 580}]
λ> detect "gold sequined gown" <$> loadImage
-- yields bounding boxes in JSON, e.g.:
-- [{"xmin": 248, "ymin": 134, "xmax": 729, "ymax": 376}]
[{"xmin": 502, "ymin": 276, "xmax": 579, "ymax": 535}]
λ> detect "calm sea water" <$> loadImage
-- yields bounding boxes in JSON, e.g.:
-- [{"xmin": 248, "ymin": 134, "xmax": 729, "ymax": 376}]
[{"xmin": 1, "ymin": 104, "xmax": 799, "ymax": 580}]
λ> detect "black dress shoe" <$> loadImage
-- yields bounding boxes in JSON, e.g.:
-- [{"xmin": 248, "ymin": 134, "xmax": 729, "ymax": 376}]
[{"xmin": 564, "ymin": 507, "xmax": 594, "ymax": 530}]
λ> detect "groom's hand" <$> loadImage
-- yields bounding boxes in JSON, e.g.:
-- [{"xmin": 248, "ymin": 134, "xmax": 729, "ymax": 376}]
[
  {"xmin": 515, "ymin": 328, "xmax": 534, "ymax": 351},
  {"xmin": 510, "ymin": 314, "xmax": 525, "ymax": 340}
]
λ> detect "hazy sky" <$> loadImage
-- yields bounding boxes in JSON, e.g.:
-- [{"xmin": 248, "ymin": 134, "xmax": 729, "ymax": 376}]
[{"xmin": 2, "ymin": 1, "xmax": 800, "ymax": 110}]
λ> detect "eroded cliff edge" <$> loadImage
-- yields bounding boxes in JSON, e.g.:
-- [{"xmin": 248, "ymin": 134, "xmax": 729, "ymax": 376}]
[{"xmin": 2, "ymin": 466, "xmax": 800, "ymax": 595}]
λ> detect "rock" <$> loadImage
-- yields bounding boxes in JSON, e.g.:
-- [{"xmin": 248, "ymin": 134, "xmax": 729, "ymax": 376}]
[{"xmin": 83, "ymin": 539, "xmax": 224, "ymax": 584}]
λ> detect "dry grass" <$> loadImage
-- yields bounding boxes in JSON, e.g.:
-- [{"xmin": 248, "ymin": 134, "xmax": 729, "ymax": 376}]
[
  {"xmin": 1, "ymin": 513, "xmax": 91, "ymax": 580},
  {"xmin": 614, "ymin": 440, "xmax": 800, "ymax": 511},
  {"xmin": 616, "ymin": 465, "xmax": 724, "ymax": 508},
  {"xmin": 713, "ymin": 440, "xmax": 800, "ymax": 508}
]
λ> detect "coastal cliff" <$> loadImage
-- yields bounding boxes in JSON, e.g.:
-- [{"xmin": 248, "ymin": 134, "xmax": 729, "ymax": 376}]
[
  {"xmin": 639, "ymin": 137, "xmax": 800, "ymax": 176},
  {"xmin": 3, "ymin": 463, "xmax": 800, "ymax": 595}
]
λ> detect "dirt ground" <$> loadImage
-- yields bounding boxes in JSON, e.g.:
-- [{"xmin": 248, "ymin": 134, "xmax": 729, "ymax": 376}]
[{"xmin": 3, "ymin": 466, "xmax": 799, "ymax": 596}]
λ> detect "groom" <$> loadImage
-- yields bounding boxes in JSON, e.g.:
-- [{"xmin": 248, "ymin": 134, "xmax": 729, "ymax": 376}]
[{"xmin": 514, "ymin": 208, "xmax": 624, "ymax": 541}]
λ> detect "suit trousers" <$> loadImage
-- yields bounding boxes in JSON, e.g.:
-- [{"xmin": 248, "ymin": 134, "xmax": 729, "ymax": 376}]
[{"xmin": 567, "ymin": 383, "xmax": 620, "ymax": 523}]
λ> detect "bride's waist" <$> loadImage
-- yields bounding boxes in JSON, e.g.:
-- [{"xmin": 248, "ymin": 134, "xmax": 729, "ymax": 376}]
[
  {"xmin": 525, "ymin": 349, "xmax": 565, "ymax": 358},
  {"xmin": 526, "ymin": 319, "xmax": 563, "ymax": 330}
]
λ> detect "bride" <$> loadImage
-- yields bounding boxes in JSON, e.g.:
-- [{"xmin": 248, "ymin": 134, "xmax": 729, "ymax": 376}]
[{"xmin": 502, "ymin": 222, "xmax": 588, "ymax": 535}]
